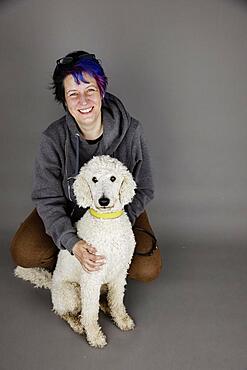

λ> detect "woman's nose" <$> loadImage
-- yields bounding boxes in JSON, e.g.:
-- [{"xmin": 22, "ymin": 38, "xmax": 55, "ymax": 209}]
[{"xmin": 79, "ymin": 93, "xmax": 89, "ymax": 106}]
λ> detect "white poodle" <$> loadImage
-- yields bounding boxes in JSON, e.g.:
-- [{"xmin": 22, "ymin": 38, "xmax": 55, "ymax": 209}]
[{"xmin": 15, "ymin": 155, "xmax": 137, "ymax": 348}]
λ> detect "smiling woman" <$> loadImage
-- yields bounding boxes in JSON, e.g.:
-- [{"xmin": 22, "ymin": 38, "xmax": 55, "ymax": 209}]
[
  {"xmin": 10, "ymin": 50, "xmax": 163, "ymax": 283},
  {"xmin": 63, "ymin": 73, "xmax": 103, "ymax": 140}
]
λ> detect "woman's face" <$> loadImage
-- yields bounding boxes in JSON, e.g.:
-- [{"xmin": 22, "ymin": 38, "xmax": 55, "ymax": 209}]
[{"xmin": 63, "ymin": 73, "xmax": 102, "ymax": 130}]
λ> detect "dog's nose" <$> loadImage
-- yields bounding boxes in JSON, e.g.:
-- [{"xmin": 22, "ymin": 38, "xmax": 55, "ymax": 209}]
[{"xmin": 98, "ymin": 197, "xmax": 110, "ymax": 207}]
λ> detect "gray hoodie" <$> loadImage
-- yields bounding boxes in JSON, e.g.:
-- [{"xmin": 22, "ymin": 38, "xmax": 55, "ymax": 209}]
[{"xmin": 31, "ymin": 92, "xmax": 154, "ymax": 254}]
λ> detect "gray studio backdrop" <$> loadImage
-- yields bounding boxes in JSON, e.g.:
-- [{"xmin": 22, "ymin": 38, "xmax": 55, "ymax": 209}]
[{"xmin": 1, "ymin": 0, "xmax": 247, "ymax": 246}]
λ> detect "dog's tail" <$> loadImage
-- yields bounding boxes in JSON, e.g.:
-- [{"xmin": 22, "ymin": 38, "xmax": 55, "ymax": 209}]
[{"xmin": 14, "ymin": 266, "xmax": 52, "ymax": 289}]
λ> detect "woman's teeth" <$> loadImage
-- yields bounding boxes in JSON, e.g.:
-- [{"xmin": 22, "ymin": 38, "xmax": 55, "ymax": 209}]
[{"xmin": 79, "ymin": 107, "xmax": 93, "ymax": 114}]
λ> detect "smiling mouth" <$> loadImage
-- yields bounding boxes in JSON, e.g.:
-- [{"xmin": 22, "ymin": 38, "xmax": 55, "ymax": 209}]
[{"xmin": 78, "ymin": 107, "xmax": 94, "ymax": 114}]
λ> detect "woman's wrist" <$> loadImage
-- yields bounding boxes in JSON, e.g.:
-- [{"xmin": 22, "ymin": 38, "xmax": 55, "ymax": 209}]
[{"xmin": 72, "ymin": 239, "xmax": 87, "ymax": 254}]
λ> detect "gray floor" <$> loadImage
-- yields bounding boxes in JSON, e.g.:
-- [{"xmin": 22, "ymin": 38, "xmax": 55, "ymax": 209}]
[{"xmin": 1, "ymin": 231, "xmax": 247, "ymax": 370}]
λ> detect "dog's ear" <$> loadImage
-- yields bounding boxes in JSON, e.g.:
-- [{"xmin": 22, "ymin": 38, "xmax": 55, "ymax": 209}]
[
  {"xmin": 119, "ymin": 170, "xmax": 136, "ymax": 206},
  {"xmin": 73, "ymin": 172, "xmax": 92, "ymax": 208}
]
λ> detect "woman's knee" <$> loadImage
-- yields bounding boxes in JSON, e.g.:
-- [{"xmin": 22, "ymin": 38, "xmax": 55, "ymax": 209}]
[
  {"xmin": 10, "ymin": 209, "xmax": 58, "ymax": 270},
  {"xmin": 128, "ymin": 248, "xmax": 163, "ymax": 283},
  {"xmin": 10, "ymin": 234, "xmax": 58, "ymax": 269},
  {"xmin": 130, "ymin": 210, "xmax": 163, "ymax": 282},
  {"xmin": 141, "ymin": 251, "xmax": 163, "ymax": 282},
  {"xmin": 10, "ymin": 228, "xmax": 25, "ymax": 267}
]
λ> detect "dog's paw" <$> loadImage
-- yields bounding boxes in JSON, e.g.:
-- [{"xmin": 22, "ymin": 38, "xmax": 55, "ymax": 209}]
[
  {"xmin": 86, "ymin": 329, "xmax": 107, "ymax": 348},
  {"xmin": 113, "ymin": 313, "xmax": 135, "ymax": 331}
]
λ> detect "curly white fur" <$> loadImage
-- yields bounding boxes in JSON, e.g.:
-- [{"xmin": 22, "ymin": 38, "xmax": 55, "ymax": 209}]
[{"xmin": 15, "ymin": 155, "xmax": 137, "ymax": 348}]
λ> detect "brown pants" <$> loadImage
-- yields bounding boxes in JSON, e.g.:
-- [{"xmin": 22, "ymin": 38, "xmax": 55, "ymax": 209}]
[{"xmin": 10, "ymin": 209, "xmax": 163, "ymax": 283}]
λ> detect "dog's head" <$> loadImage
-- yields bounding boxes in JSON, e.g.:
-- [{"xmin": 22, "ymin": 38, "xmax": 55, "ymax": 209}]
[{"xmin": 73, "ymin": 155, "xmax": 136, "ymax": 212}]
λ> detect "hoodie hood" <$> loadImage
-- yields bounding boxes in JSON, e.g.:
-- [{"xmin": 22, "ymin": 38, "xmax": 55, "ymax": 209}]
[{"xmin": 65, "ymin": 91, "xmax": 132, "ymax": 156}]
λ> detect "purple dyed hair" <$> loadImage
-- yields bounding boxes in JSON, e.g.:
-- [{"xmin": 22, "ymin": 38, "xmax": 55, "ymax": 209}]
[{"xmin": 49, "ymin": 50, "xmax": 108, "ymax": 110}]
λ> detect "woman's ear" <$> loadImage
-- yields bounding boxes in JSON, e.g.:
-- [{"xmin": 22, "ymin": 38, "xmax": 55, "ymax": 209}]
[
  {"xmin": 119, "ymin": 170, "xmax": 136, "ymax": 206},
  {"xmin": 73, "ymin": 173, "xmax": 92, "ymax": 208}
]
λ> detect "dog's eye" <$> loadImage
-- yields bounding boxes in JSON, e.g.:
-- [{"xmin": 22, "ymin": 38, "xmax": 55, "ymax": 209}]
[
  {"xmin": 110, "ymin": 176, "xmax": 116, "ymax": 182},
  {"xmin": 92, "ymin": 177, "xmax": 98, "ymax": 183}
]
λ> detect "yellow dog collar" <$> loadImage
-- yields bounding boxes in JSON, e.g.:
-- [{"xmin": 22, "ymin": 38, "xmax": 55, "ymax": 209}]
[{"xmin": 89, "ymin": 208, "xmax": 124, "ymax": 219}]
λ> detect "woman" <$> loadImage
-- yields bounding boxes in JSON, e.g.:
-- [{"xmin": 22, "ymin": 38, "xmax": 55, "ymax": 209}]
[{"xmin": 10, "ymin": 50, "xmax": 162, "ymax": 282}]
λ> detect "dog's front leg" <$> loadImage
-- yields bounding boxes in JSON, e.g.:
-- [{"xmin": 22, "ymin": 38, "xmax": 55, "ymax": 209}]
[
  {"xmin": 80, "ymin": 278, "xmax": 107, "ymax": 348},
  {"xmin": 108, "ymin": 274, "xmax": 135, "ymax": 331}
]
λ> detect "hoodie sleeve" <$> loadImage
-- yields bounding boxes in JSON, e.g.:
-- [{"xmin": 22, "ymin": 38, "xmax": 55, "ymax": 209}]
[
  {"xmin": 31, "ymin": 133, "xmax": 80, "ymax": 254},
  {"xmin": 124, "ymin": 121, "xmax": 154, "ymax": 225}
]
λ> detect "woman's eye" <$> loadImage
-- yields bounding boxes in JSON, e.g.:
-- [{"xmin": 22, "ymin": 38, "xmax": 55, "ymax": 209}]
[
  {"xmin": 92, "ymin": 177, "xmax": 98, "ymax": 183},
  {"xmin": 110, "ymin": 176, "xmax": 116, "ymax": 182},
  {"xmin": 69, "ymin": 93, "xmax": 77, "ymax": 97}
]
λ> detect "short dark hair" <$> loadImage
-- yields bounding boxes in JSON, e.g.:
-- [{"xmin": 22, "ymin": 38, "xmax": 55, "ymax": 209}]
[{"xmin": 49, "ymin": 50, "xmax": 108, "ymax": 110}]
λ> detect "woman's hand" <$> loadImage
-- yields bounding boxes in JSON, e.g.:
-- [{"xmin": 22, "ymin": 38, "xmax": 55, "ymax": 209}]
[{"xmin": 72, "ymin": 240, "xmax": 106, "ymax": 273}]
